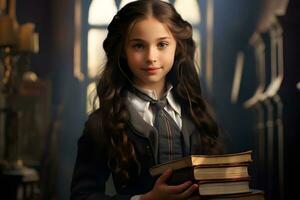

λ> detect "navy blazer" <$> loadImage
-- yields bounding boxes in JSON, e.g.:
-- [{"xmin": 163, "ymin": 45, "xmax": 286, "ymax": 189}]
[{"xmin": 70, "ymin": 102, "xmax": 204, "ymax": 200}]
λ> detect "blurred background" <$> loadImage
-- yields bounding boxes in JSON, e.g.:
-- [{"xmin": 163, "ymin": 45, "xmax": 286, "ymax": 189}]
[{"xmin": 0, "ymin": 0, "xmax": 299, "ymax": 199}]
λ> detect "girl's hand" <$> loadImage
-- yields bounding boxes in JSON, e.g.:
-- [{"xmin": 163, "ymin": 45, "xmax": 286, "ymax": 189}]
[{"xmin": 141, "ymin": 168, "xmax": 199, "ymax": 200}]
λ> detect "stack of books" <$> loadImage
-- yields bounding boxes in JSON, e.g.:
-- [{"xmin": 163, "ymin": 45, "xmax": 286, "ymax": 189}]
[{"xmin": 149, "ymin": 150, "xmax": 264, "ymax": 199}]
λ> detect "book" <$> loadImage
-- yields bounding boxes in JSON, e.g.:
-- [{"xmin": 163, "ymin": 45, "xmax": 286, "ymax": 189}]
[
  {"xmin": 206, "ymin": 189, "xmax": 265, "ymax": 200},
  {"xmin": 165, "ymin": 163, "xmax": 250, "ymax": 185},
  {"xmin": 194, "ymin": 163, "xmax": 250, "ymax": 180},
  {"xmin": 198, "ymin": 178, "xmax": 250, "ymax": 196},
  {"xmin": 149, "ymin": 150, "xmax": 252, "ymax": 177}
]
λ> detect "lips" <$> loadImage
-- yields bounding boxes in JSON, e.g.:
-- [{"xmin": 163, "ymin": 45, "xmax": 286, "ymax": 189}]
[{"xmin": 143, "ymin": 66, "xmax": 161, "ymax": 74}]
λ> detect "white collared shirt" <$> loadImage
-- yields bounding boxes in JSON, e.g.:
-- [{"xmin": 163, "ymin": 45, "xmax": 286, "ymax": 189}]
[{"xmin": 127, "ymin": 84, "xmax": 182, "ymax": 129}]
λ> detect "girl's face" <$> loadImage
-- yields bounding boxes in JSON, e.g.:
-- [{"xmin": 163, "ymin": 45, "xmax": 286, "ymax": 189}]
[{"xmin": 125, "ymin": 17, "xmax": 177, "ymax": 91}]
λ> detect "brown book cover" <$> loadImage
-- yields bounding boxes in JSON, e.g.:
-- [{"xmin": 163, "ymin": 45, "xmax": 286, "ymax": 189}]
[{"xmin": 149, "ymin": 150, "xmax": 252, "ymax": 177}]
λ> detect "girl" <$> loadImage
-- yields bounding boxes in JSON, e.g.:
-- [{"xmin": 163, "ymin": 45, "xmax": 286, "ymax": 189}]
[{"xmin": 71, "ymin": 0, "xmax": 223, "ymax": 200}]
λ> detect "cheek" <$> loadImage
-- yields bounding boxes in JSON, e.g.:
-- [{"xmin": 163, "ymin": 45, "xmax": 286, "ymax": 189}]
[
  {"xmin": 163, "ymin": 48, "xmax": 176, "ymax": 67},
  {"xmin": 165, "ymin": 58, "xmax": 175, "ymax": 70},
  {"xmin": 126, "ymin": 51, "xmax": 144, "ymax": 66}
]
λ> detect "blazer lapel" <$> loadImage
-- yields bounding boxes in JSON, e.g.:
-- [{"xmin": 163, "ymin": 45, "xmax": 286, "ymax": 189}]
[
  {"xmin": 181, "ymin": 111, "xmax": 197, "ymax": 155},
  {"xmin": 126, "ymin": 100, "xmax": 159, "ymax": 164}
]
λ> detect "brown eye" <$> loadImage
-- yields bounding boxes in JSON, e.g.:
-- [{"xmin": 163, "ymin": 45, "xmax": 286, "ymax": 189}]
[
  {"xmin": 132, "ymin": 43, "xmax": 144, "ymax": 50},
  {"xmin": 158, "ymin": 41, "xmax": 168, "ymax": 49}
]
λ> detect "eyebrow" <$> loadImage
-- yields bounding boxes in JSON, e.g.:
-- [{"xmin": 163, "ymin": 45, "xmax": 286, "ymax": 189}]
[{"xmin": 128, "ymin": 37, "xmax": 171, "ymax": 42}]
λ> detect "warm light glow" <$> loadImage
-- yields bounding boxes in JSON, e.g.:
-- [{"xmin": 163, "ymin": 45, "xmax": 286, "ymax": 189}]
[
  {"xmin": 88, "ymin": 29, "xmax": 107, "ymax": 78},
  {"xmin": 119, "ymin": 0, "xmax": 136, "ymax": 9},
  {"xmin": 193, "ymin": 29, "xmax": 201, "ymax": 75},
  {"xmin": 206, "ymin": 0, "xmax": 214, "ymax": 93},
  {"xmin": 88, "ymin": 0, "xmax": 117, "ymax": 25},
  {"xmin": 120, "ymin": 0, "xmax": 169, "ymax": 9},
  {"xmin": 74, "ymin": 0, "xmax": 84, "ymax": 81},
  {"xmin": 87, "ymin": 82, "xmax": 99, "ymax": 114},
  {"xmin": 174, "ymin": 0, "xmax": 200, "ymax": 24}
]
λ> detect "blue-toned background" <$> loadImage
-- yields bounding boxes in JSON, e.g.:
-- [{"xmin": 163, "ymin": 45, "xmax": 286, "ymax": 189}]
[{"xmin": 11, "ymin": 0, "xmax": 300, "ymax": 199}]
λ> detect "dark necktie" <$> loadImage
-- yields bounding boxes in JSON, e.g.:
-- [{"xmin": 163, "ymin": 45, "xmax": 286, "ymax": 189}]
[{"xmin": 128, "ymin": 86, "xmax": 184, "ymax": 163}]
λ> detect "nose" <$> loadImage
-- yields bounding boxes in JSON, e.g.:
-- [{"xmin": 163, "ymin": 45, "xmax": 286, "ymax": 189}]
[{"xmin": 146, "ymin": 46, "xmax": 158, "ymax": 64}]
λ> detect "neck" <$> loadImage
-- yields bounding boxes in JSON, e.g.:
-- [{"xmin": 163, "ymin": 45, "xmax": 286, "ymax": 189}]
[
  {"xmin": 134, "ymin": 81, "xmax": 166, "ymax": 99},
  {"xmin": 154, "ymin": 83, "xmax": 166, "ymax": 99}
]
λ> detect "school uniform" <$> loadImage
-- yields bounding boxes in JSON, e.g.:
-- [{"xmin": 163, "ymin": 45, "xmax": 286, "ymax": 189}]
[{"xmin": 70, "ymin": 87, "xmax": 204, "ymax": 200}]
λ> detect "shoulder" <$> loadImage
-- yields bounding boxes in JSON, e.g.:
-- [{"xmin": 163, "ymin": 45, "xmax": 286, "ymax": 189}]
[
  {"xmin": 81, "ymin": 108, "xmax": 107, "ymax": 147},
  {"xmin": 85, "ymin": 108, "xmax": 103, "ymax": 131},
  {"xmin": 75, "ymin": 108, "xmax": 109, "ymax": 165}
]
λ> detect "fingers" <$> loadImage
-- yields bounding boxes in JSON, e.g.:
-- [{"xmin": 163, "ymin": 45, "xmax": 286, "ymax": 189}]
[
  {"xmin": 179, "ymin": 183, "xmax": 199, "ymax": 199},
  {"xmin": 156, "ymin": 168, "xmax": 173, "ymax": 184},
  {"xmin": 153, "ymin": 170, "xmax": 200, "ymax": 200},
  {"xmin": 167, "ymin": 181, "xmax": 194, "ymax": 194}
]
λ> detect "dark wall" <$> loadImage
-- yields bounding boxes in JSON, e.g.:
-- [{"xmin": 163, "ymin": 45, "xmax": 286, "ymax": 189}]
[
  {"xmin": 211, "ymin": 0, "xmax": 260, "ymax": 152},
  {"xmin": 281, "ymin": 0, "xmax": 300, "ymax": 199},
  {"xmin": 17, "ymin": 0, "xmax": 53, "ymax": 79},
  {"xmin": 210, "ymin": 0, "xmax": 300, "ymax": 199},
  {"xmin": 17, "ymin": 0, "xmax": 86, "ymax": 200}
]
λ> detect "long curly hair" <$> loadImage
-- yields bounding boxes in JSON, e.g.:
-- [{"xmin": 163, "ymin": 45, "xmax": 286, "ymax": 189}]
[{"xmin": 96, "ymin": 0, "xmax": 223, "ymax": 186}]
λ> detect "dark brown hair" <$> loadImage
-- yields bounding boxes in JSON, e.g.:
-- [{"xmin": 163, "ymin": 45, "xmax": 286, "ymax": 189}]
[{"xmin": 96, "ymin": 0, "xmax": 223, "ymax": 186}]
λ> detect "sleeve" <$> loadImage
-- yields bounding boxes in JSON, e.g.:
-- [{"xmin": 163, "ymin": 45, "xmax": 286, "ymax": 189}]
[{"xmin": 70, "ymin": 111, "xmax": 132, "ymax": 200}]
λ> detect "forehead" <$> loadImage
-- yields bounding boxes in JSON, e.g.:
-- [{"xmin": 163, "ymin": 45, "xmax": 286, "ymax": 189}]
[{"xmin": 127, "ymin": 17, "xmax": 174, "ymax": 40}]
